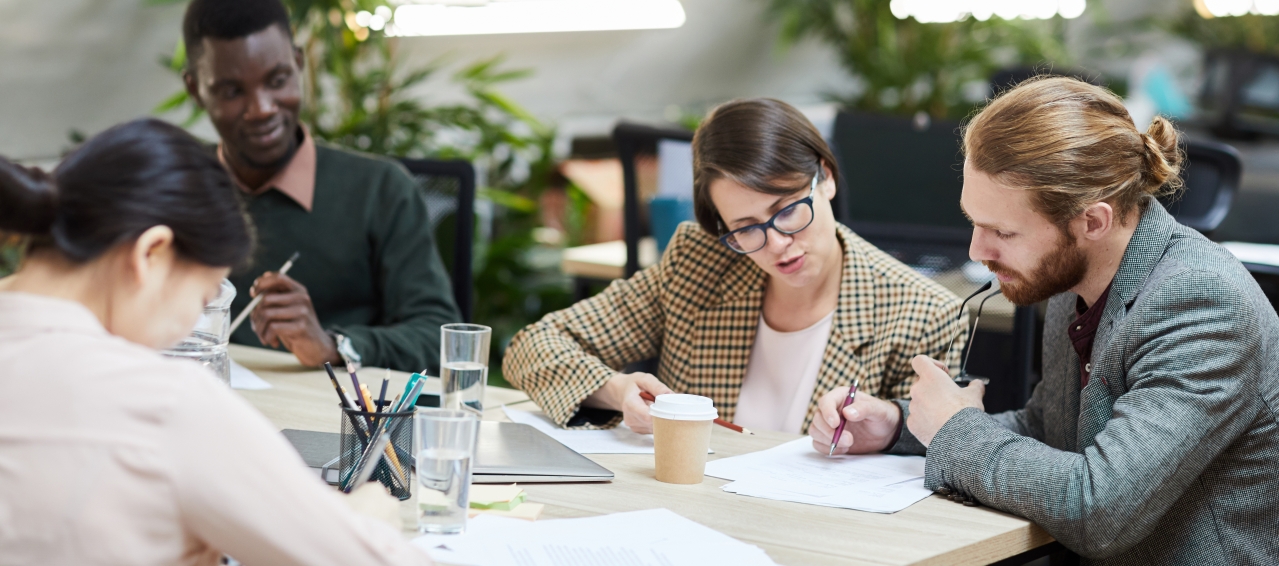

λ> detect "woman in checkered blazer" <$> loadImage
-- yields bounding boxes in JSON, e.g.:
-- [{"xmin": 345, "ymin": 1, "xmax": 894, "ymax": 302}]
[{"xmin": 503, "ymin": 99, "xmax": 965, "ymax": 442}]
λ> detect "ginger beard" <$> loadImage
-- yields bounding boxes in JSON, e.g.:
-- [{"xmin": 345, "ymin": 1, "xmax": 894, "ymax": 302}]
[{"xmin": 984, "ymin": 227, "xmax": 1088, "ymax": 306}]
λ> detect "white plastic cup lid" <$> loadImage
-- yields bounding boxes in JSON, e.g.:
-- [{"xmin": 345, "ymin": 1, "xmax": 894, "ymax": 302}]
[{"xmin": 648, "ymin": 394, "xmax": 718, "ymax": 421}]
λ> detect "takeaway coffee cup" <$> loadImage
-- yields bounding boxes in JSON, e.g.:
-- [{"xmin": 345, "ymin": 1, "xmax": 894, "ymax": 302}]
[{"xmin": 649, "ymin": 394, "xmax": 717, "ymax": 484}]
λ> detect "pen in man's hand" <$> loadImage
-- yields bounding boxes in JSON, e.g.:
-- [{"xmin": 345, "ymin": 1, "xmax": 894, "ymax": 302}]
[
  {"xmin": 828, "ymin": 378, "xmax": 860, "ymax": 456},
  {"xmin": 228, "ymin": 251, "xmax": 300, "ymax": 334}
]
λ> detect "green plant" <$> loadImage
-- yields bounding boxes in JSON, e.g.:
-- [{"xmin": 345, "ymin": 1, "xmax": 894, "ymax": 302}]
[
  {"xmin": 150, "ymin": 0, "xmax": 571, "ymax": 376},
  {"xmin": 765, "ymin": 0, "xmax": 1070, "ymax": 118},
  {"xmin": 1166, "ymin": 10, "xmax": 1279, "ymax": 56}
]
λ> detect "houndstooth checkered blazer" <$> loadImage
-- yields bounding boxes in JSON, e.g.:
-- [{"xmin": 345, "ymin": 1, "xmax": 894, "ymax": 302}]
[
  {"xmin": 503, "ymin": 222, "xmax": 966, "ymax": 433},
  {"xmin": 896, "ymin": 201, "xmax": 1279, "ymax": 564}
]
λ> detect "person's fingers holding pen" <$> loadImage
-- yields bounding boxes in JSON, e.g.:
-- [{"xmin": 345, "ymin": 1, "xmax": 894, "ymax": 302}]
[
  {"xmin": 249, "ymin": 271, "xmax": 305, "ymax": 298},
  {"xmin": 810, "ymin": 389, "xmax": 902, "ymax": 455},
  {"xmin": 250, "ymin": 288, "xmax": 306, "ymax": 347},
  {"xmin": 811, "ymin": 386, "xmax": 853, "ymax": 453},
  {"xmin": 619, "ymin": 373, "xmax": 672, "ymax": 434},
  {"xmin": 248, "ymin": 277, "xmax": 339, "ymax": 367}
]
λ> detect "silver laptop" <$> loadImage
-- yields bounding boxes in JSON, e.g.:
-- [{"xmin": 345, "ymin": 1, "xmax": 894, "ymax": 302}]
[{"xmin": 474, "ymin": 421, "xmax": 614, "ymax": 483}]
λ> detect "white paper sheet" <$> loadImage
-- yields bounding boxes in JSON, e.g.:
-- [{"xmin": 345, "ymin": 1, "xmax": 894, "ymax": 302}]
[
  {"xmin": 502, "ymin": 406, "xmax": 657, "ymax": 454},
  {"xmin": 705, "ymin": 437, "xmax": 931, "ymax": 513},
  {"xmin": 229, "ymin": 359, "xmax": 272, "ymax": 390},
  {"xmin": 413, "ymin": 508, "xmax": 777, "ymax": 566}
]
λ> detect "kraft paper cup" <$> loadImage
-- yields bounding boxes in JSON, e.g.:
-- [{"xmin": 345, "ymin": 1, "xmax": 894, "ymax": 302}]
[{"xmin": 649, "ymin": 394, "xmax": 717, "ymax": 484}]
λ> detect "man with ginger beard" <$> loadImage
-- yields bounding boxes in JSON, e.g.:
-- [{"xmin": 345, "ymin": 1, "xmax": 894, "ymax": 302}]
[{"xmin": 810, "ymin": 77, "xmax": 1279, "ymax": 564}]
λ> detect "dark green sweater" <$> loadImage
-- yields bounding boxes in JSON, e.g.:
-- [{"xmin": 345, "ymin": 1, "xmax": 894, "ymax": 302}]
[{"xmin": 228, "ymin": 142, "xmax": 459, "ymax": 372}]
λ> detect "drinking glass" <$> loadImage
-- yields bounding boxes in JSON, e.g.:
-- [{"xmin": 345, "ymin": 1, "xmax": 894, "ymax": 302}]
[
  {"xmin": 440, "ymin": 324, "xmax": 491, "ymax": 416},
  {"xmin": 162, "ymin": 278, "xmax": 236, "ymax": 384},
  {"xmin": 415, "ymin": 409, "xmax": 479, "ymax": 534}
]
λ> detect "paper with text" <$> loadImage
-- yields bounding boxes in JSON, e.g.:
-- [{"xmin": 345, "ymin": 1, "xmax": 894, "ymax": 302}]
[
  {"xmin": 413, "ymin": 508, "xmax": 777, "ymax": 566},
  {"xmin": 706, "ymin": 437, "xmax": 931, "ymax": 513}
]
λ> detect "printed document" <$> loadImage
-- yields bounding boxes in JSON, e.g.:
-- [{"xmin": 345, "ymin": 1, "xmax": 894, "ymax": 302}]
[
  {"xmin": 413, "ymin": 508, "xmax": 777, "ymax": 566},
  {"xmin": 705, "ymin": 437, "xmax": 932, "ymax": 513}
]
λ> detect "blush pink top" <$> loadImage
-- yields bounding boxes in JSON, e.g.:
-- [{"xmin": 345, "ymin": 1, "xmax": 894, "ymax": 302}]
[
  {"xmin": 735, "ymin": 311, "xmax": 835, "ymax": 434},
  {"xmin": 0, "ymin": 292, "xmax": 431, "ymax": 566}
]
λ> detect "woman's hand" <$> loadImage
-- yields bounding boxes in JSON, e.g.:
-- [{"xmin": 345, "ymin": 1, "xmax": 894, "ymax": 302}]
[
  {"xmin": 583, "ymin": 373, "xmax": 674, "ymax": 434},
  {"xmin": 809, "ymin": 388, "xmax": 902, "ymax": 455}
]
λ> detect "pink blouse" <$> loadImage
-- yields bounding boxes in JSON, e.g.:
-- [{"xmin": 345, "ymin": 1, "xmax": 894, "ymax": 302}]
[{"xmin": 0, "ymin": 292, "xmax": 431, "ymax": 566}]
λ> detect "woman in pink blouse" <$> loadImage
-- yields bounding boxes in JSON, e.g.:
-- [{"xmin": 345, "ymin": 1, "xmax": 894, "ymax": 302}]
[{"xmin": 0, "ymin": 118, "xmax": 431, "ymax": 565}]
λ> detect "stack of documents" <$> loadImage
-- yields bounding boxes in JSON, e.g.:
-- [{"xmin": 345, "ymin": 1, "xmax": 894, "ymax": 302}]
[
  {"xmin": 705, "ymin": 437, "xmax": 932, "ymax": 513},
  {"xmin": 413, "ymin": 508, "xmax": 777, "ymax": 566}
]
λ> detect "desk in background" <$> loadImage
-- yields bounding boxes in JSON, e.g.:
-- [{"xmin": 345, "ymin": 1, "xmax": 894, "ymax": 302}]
[{"xmin": 233, "ymin": 345, "xmax": 1055, "ymax": 565}]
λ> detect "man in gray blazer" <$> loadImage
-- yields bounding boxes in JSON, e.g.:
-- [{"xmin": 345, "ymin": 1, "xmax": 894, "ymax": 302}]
[{"xmin": 811, "ymin": 77, "xmax": 1279, "ymax": 564}]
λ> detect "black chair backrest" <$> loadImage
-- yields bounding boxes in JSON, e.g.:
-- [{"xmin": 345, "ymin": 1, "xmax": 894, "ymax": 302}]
[
  {"xmin": 830, "ymin": 110, "xmax": 972, "ymax": 271},
  {"xmin": 612, "ymin": 121, "xmax": 695, "ymax": 277},
  {"xmin": 1159, "ymin": 140, "xmax": 1242, "ymax": 235},
  {"xmin": 398, "ymin": 158, "xmax": 476, "ymax": 323}
]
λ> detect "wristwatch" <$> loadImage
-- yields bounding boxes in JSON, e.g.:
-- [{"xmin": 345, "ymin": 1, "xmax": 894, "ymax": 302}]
[{"xmin": 330, "ymin": 331, "xmax": 363, "ymax": 371}]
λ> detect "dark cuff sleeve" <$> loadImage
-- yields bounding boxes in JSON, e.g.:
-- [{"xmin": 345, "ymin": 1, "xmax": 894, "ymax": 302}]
[{"xmin": 883, "ymin": 399, "xmax": 927, "ymax": 455}]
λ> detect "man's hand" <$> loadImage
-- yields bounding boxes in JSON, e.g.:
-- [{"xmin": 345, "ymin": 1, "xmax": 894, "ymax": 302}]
[
  {"xmin": 249, "ymin": 271, "xmax": 340, "ymax": 367},
  {"xmin": 582, "ymin": 373, "xmax": 674, "ymax": 434},
  {"xmin": 809, "ymin": 388, "xmax": 902, "ymax": 455},
  {"xmin": 906, "ymin": 355, "xmax": 985, "ymax": 447}
]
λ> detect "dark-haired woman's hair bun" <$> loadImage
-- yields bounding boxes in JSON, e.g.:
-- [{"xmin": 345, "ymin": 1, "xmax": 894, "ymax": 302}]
[
  {"xmin": 0, "ymin": 159, "xmax": 57, "ymax": 235},
  {"xmin": 2, "ymin": 118, "xmax": 253, "ymax": 268}
]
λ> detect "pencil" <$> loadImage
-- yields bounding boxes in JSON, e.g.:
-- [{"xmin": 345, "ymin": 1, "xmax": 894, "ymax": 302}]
[
  {"xmin": 639, "ymin": 391, "xmax": 752, "ymax": 434},
  {"xmin": 228, "ymin": 251, "xmax": 299, "ymax": 334},
  {"xmin": 324, "ymin": 362, "xmax": 368, "ymax": 442}
]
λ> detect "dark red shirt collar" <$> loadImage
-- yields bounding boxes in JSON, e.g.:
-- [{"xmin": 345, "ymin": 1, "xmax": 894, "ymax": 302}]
[{"xmin": 1068, "ymin": 286, "xmax": 1111, "ymax": 389}]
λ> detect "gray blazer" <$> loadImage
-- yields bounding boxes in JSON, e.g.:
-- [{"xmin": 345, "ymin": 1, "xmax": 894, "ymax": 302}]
[{"xmin": 892, "ymin": 201, "xmax": 1279, "ymax": 564}]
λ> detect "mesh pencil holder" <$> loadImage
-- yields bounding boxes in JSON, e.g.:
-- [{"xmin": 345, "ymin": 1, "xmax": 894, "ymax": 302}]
[{"xmin": 339, "ymin": 403, "xmax": 415, "ymax": 500}]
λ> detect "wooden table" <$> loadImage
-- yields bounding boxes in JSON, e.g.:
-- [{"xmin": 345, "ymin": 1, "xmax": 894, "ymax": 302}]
[{"xmin": 233, "ymin": 345, "xmax": 1053, "ymax": 565}]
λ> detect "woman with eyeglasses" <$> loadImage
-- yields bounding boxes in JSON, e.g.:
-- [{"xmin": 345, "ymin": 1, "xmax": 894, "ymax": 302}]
[{"xmin": 504, "ymin": 99, "xmax": 965, "ymax": 449}]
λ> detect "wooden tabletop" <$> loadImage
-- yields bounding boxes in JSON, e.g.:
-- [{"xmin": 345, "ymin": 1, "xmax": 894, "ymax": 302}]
[{"xmin": 233, "ymin": 345, "xmax": 1051, "ymax": 565}]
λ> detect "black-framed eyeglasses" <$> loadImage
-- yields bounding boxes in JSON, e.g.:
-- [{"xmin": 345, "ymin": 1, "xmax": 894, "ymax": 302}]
[{"xmin": 718, "ymin": 173, "xmax": 817, "ymax": 254}]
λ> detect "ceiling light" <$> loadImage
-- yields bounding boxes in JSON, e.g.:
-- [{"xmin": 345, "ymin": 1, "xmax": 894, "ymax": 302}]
[{"xmin": 389, "ymin": 0, "xmax": 687, "ymax": 37}]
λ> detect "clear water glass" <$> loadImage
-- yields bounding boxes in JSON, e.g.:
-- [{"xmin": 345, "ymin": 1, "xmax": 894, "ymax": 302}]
[
  {"xmin": 415, "ymin": 409, "xmax": 480, "ymax": 534},
  {"xmin": 440, "ymin": 324, "xmax": 491, "ymax": 416},
  {"xmin": 163, "ymin": 278, "xmax": 236, "ymax": 384}
]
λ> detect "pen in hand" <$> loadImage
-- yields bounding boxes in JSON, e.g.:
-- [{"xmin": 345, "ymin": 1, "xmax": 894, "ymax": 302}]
[
  {"xmin": 228, "ymin": 251, "xmax": 300, "ymax": 334},
  {"xmin": 828, "ymin": 378, "xmax": 860, "ymax": 456}
]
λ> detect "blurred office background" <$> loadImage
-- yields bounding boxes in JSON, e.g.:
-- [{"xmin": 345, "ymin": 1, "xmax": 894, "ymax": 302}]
[{"xmin": 5, "ymin": 0, "xmax": 1279, "ymax": 408}]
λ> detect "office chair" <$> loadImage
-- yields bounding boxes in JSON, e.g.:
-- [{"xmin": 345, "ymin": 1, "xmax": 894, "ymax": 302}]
[
  {"xmin": 1159, "ymin": 140, "xmax": 1242, "ymax": 236},
  {"xmin": 398, "ymin": 158, "xmax": 477, "ymax": 323},
  {"xmin": 611, "ymin": 121, "xmax": 695, "ymax": 277}
]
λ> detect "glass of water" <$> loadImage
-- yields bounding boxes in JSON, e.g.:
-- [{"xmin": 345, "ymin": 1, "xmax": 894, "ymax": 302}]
[
  {"xmin": 415, "ymin": 409, "xmax": 479, "ymax": 534},
  {"xmin": 162, "ymin": 278, "xmax": 236, "ymax": 384},
  {"xmin": 440, "ymin": 324, "xmax": 491, "ymax": 416}
]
